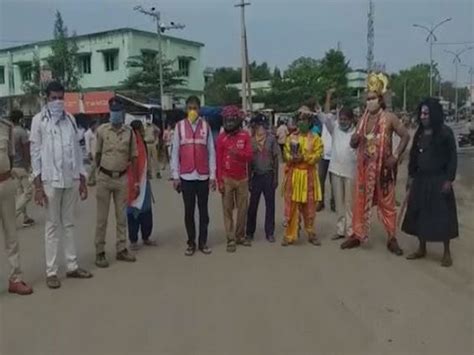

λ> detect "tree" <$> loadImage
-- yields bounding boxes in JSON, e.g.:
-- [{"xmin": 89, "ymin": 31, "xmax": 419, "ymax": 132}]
[
  {"xmin": 391, "ymin": 64, "xmax": 435, "ymax": 112},
  {"xmin": 318, "ymin": 49, "xmax": 351, "ymax": 105},
  {"xmin": 22, "ymin": 53, "xmax": 41, "ymax": 95},
  {"xmin": 47, "ymin": 11, "xmax": 81, "ymax": 91},
  {"xmin": 121, "ymin": 53, "xmax": 186, "ymax": 97},
  {"xmin": 439, "ymin": 81, "xmax": 469, "ymax": 108},
  {"xmin": 248, "ymin": 61, "xmax": 272, "ymax": 81}
]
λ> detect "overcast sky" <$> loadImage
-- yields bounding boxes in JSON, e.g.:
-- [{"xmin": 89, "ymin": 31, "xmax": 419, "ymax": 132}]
[{"xmin": 1, "ymin": 0, "xmax": 473, "ymax": 84}]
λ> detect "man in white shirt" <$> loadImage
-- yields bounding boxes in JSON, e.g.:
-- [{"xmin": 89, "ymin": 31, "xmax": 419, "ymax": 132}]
[
  {"xmin": 84, "ymin": 120, "xmax": 99, "ymax": 186},
  {"xmin": 276, "ymin": 121, "xmax": 289, "ymax": 157},
  {"xmin": 319, "ymin": 90, "xmax": 357, "ymax": 239},
  {"xmin": 30, "ymin": 81, "xmax": 93, "ymax": 289}
]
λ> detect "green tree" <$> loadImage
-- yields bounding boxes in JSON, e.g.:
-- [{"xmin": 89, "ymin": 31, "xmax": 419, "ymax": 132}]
[
  {"xmin": 391, "ymin": 63, "xmax": 439, "ymax": 112},
  {"xmin": 248, "ymin": 61, "xmax": 272, "ymax": 81},
  {"xmin": 121, "ymin": 53, "xmax": 186, "ymax": 97},
  {"xmin": 440, "ymin": 81, "xmax": 469, "ymax": 108},
  {"xmin": 318, "ymin": 49, "xmax": 351, "ymax": 106},
  {"xmin": 47, "ymin": 11, "xmax": 81, "ymax": 91},
  {"xmin": 22, "ymin": 53, "xmax": 41, "ymax": 95}
]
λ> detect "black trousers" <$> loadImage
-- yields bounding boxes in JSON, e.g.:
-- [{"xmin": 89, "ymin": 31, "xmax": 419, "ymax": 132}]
[
  {"xmin": 127, "ymin": 210, "xmax": 153, "ymax": 243},
  {"xmin": 318, "ymin": 159, "xmax": 334, "ymax": 205},
  {"xmin": 181, "ymin": 179, "xmax": 210, "ymax": 248},
  {"xmin": 246, "ymin": 173, "xmax": 276, "ymax": 238}
]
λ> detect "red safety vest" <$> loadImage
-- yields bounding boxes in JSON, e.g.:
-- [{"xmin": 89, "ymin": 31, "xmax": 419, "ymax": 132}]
[{"xmin": 178, "ymin": 118, "xmax": 210, "ymax": 175}]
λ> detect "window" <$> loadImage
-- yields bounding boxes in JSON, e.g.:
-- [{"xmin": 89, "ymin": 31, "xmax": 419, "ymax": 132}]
[
  {"xmin": 0, "ymin": 66, "xmax": 4, "ymax": 85},
  {"xmin": 103, "ymin": 51, "xmax": 118, "ymax": 72},
  {"xmin": 79, "ymin": 54, "xmax": 92, "ymax": 74},
  {"xmin": 20, "ymin": 64, "xmax": 32, "ymax": 82},
  {"xmin": 178, "ymin": 58, "xmax": 190, "ymax": 77}
]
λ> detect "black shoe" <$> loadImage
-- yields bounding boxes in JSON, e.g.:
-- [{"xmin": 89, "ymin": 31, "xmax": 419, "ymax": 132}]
[{"xmin": 266, "ymin": 236, "xmax": 276, "ymax": 243}]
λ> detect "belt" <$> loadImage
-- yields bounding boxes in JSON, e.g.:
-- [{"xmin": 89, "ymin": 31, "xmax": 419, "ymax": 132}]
[
  {"xmin": 0, "ymin": 171, "xmax": 11, "ymax": 183},
  {"xmin": 99, "ymin": 167, "xmax": 127, "ymax": 178}
]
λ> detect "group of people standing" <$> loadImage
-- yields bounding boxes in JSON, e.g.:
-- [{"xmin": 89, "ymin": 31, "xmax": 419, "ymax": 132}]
[{"xmin": 0, "ymin": 73, "xmax": 460, "ymax": 296}]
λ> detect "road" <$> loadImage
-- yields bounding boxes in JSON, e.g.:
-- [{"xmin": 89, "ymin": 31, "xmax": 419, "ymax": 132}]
[{"xmin": 0, "ymin": 161, "xmax": 473, "ymax": 355}]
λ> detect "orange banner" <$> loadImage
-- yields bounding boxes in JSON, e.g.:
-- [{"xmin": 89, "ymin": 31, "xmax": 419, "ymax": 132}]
[
  {"xmin": 83, "ymin": 92, "xmax": 114, "ymax": 114},
  {"xmin": 64, "ymin": 93, "xmax": 81, "ymax": 114}
]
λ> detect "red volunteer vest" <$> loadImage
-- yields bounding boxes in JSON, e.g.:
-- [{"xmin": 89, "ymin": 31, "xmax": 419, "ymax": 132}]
[{"xmin": 178, "ymin": 118, "xmax": 210, "ymax": 175}]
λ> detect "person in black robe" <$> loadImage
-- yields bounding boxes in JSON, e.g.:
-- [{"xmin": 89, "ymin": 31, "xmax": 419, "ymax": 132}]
[{"xmin": 402, "ymin": 97, "xmax": 459, "ymax": 267}]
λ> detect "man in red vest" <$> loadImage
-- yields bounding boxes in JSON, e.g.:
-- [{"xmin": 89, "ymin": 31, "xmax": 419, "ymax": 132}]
[
  {"xmin": 171, "ymin": 96, "xmax": 216, "ymax": 256},
  {"xmin": 217, "ymin": 106, "xmax": 253, "ymax": 253}
]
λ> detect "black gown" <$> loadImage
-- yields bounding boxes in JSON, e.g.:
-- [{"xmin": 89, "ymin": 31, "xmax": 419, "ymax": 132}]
[{"xmin": 402, "ymin": 125, "xmax": 459, "ymax": 242}]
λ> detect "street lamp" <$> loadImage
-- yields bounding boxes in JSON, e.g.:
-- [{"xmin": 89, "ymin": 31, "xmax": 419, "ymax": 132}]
[
  {"xmin": 444, "ymin": 46, "xmax": 473, "ymax": 121},
  {"xmin": 134, "ymin": 5, "xmax": 185, "ymax": 113},
  {"xmin": 413, "ymin": 18, "xmax": 452, "ymax": 96}
]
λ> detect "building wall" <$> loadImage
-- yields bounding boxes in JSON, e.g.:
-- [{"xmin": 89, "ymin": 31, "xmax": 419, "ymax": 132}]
[{"xmin": 0, "ymin": 29, "xmax": 205, "ymax": 104}]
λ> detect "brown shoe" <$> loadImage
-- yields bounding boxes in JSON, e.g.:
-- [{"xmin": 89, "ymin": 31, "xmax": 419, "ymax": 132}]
[
  {"xmin": 387, "ymin": 238, "xmax": 403, "ymax": 256},
  {"xmin": 116, "ymin": 249, "xmax": 136, "ymax": 262},
  {"xmin": 8, "ymin": 280, "xmax": 33, "ymax": 295},
  {"xmin": 46, "ymin": 275, "xmax": 61, "ymax": 289},
  {"xmin": 341, "ymin": 237, "xmax": 361, "ymax": 250}
]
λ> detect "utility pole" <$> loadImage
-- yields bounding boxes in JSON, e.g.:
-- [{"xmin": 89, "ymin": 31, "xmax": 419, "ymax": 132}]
[
  {"xmin": 445, "ymin": 47, "xmax": 473, "ymax": 121},
  {"xmin": 413, "ymin": 17, "xmax": 451, "ymax": 96},
  {"xmin": 235, "ymin": 0, "xmax": 252, "ymax": 114},
  {"xmin": 403, "ymin": 79, "xmax": 407, "ymax": 112},
  {"xmin": 367, "ymin": 0, "xmax": 375, "ymax": 72},
  {"xmin": 134, "ymin": 5, "xmax": 184, "ymax": 115},
  {"xmin": 461, "ymin": 64, "xmax": 474, "ymax": 120}
]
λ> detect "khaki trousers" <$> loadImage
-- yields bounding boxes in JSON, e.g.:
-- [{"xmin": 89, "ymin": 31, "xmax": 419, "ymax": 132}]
[
  {"xmin": 331, "ymin": 174, "xmax": 354, "ymax": 237},
  {"xmin": 95, "ymin": 173, "xmax": 127, "ymax": 254},
  {"xmin": 221, "ymin": 178, "xmax": 249, "ymax": 244},
  {"xmin": 0, "ymin": 178, "xmax": 22, "ymax": 282},
  {"xmin": 12, "ymin": 167, "xmax": 32, "ymax": 220},
  {"xmin": 88, "ymin": 158, "xmax": 97, "ymax": 185}
]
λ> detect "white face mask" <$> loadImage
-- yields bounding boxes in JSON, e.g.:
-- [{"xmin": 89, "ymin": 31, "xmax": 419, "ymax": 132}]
[
  {"xmin": 366, "ymin": 99, "xmax": 380, "ymax": 113},
  {"xmin": 47, "ymin": 100, "xmax": 65, "ymax": 119}
]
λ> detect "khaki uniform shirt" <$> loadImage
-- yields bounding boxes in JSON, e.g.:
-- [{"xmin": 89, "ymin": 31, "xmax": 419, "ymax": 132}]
[
  {"xmin": 96, "ymin": 123, "xmax": 137, "ymax": 172},
  {"xmin": 0, "ymin": 118, "xmax": 14, "ymax": 174},
  {"xmin": 144, "ymin": 124, "xmax": 159, "ymax": 145}
]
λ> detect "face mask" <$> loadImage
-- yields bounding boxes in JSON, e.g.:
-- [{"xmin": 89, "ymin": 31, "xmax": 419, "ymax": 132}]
[
  {"xmin": 366, "ymin": 99, "xmax": 380, "ymax": 113},
  {"xmin": 188, "ymin": 110, "xmax": 199, "ymax": 123},
  {"xmin": 298, "ymin": 122, "xmax": 310, "ymax": 134},
  {"xmin": 110, "ymin": 111, "xmax": 124, "ymax": 125},
  {"xmin": 47, "ymin": 100, "xmax": 65, "ymax": 119},
  {"xmin": 339, "ymin": 122, "xmax": 352, "ymax": 132},
  {"xmin": 223, "ymin": 117, "xmax": 240, "ymax": 133}
]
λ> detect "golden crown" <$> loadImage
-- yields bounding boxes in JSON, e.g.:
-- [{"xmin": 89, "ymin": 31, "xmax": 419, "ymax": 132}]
[{"xmin": 367, "ymin": 72, "xmax": 389, "ymax": 95}]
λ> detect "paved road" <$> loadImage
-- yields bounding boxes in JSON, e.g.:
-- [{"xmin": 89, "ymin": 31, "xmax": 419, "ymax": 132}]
[{"xmin": 0, "ymin": 165, "xmax": 473, "ymax": 355}]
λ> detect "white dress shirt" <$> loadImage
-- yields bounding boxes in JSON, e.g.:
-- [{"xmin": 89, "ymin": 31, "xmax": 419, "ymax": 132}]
[
  {"xmin": 30, "ymin": 108, "xmax": 86, "ymax": 189},
  {"xmin": 319, "ymin": 113, "xmax": 356, "ymax": 179}
]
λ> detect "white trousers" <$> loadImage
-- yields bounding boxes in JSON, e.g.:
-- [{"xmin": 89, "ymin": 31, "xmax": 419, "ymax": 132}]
[
  {"xmin": 44, "ymin": 183, "xmax": 79, "ymax": 277},
  {"xmin": 331, "ymin": 174, "xmax": 354, "ymax": 238}
]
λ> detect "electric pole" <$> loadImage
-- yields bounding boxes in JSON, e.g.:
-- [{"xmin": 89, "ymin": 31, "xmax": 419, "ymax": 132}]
[
  {"xmin": 235, "ymin": 0, "xmax": 252, "ymax": 114},
  {"xmin": 134, "ymin": 5, "xmax": 185, "ymax": 113},
  {"xmin": 413, "ymin": 17, "xmax": 451, "ymax": 96},
  {"xmin": 461, "ymin": 64, "xmax": 473, "ymax": 121},
  {"xmin": 367, "ymin": 0, "xmax": 375, "ymax": 72}
]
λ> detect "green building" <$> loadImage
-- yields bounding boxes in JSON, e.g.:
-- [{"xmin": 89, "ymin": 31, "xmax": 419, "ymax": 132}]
[{"xmin": 0, "ymin": 28, "xmax": 205, "ymax": 109}]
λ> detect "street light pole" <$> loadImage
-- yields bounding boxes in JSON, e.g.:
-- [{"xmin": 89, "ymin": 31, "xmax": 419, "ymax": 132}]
[
  {"xmin": 134, "ymin": 5, "xmax": 185, "ymax": 112},
  {"xmin": 235, "ymin": 0, "xmax": 251, "ymax": 114},
  {"xmin": 445, "ymin": 47, "xmax": 473, "ymax": 121},
  {"xmin": 413, "ymin": 18, "xmax": 452, "ymax": 96}
]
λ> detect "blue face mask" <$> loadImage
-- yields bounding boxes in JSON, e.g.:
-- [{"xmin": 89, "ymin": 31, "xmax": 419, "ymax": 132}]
[{"xmin": 110, "ymin": 111, "xmax": 124, "ymax": 125}]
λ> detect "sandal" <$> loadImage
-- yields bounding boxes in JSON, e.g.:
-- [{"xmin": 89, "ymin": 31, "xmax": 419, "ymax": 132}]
[
  {"xmin": 309, "ymin": 238, "xmax": 321, "ymax": 246},
  {"xmin": 387, "ymin": 239, "xmax": 403, "ymax": 256},
  {"xmin": 66, "ymin": 268, "xmax": 93, "ymax": 279},
  {"xmin": 143, "ymin": 240, "xmax": 157, "ymax": 247}
]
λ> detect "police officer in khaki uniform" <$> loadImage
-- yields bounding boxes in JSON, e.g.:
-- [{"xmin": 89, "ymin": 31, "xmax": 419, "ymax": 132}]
[
  {"xmin": 0, "ymin": 116, "xmax": 33, "ymax": 295},
  {"xmin": 94, "ymin": 98, "xmax": 139, "ymax": 268}
]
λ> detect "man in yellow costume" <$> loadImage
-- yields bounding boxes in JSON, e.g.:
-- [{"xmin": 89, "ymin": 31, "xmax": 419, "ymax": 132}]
[{"xmin": 282, "ymin": 107, "xmax": 323, "ymax": 246}]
